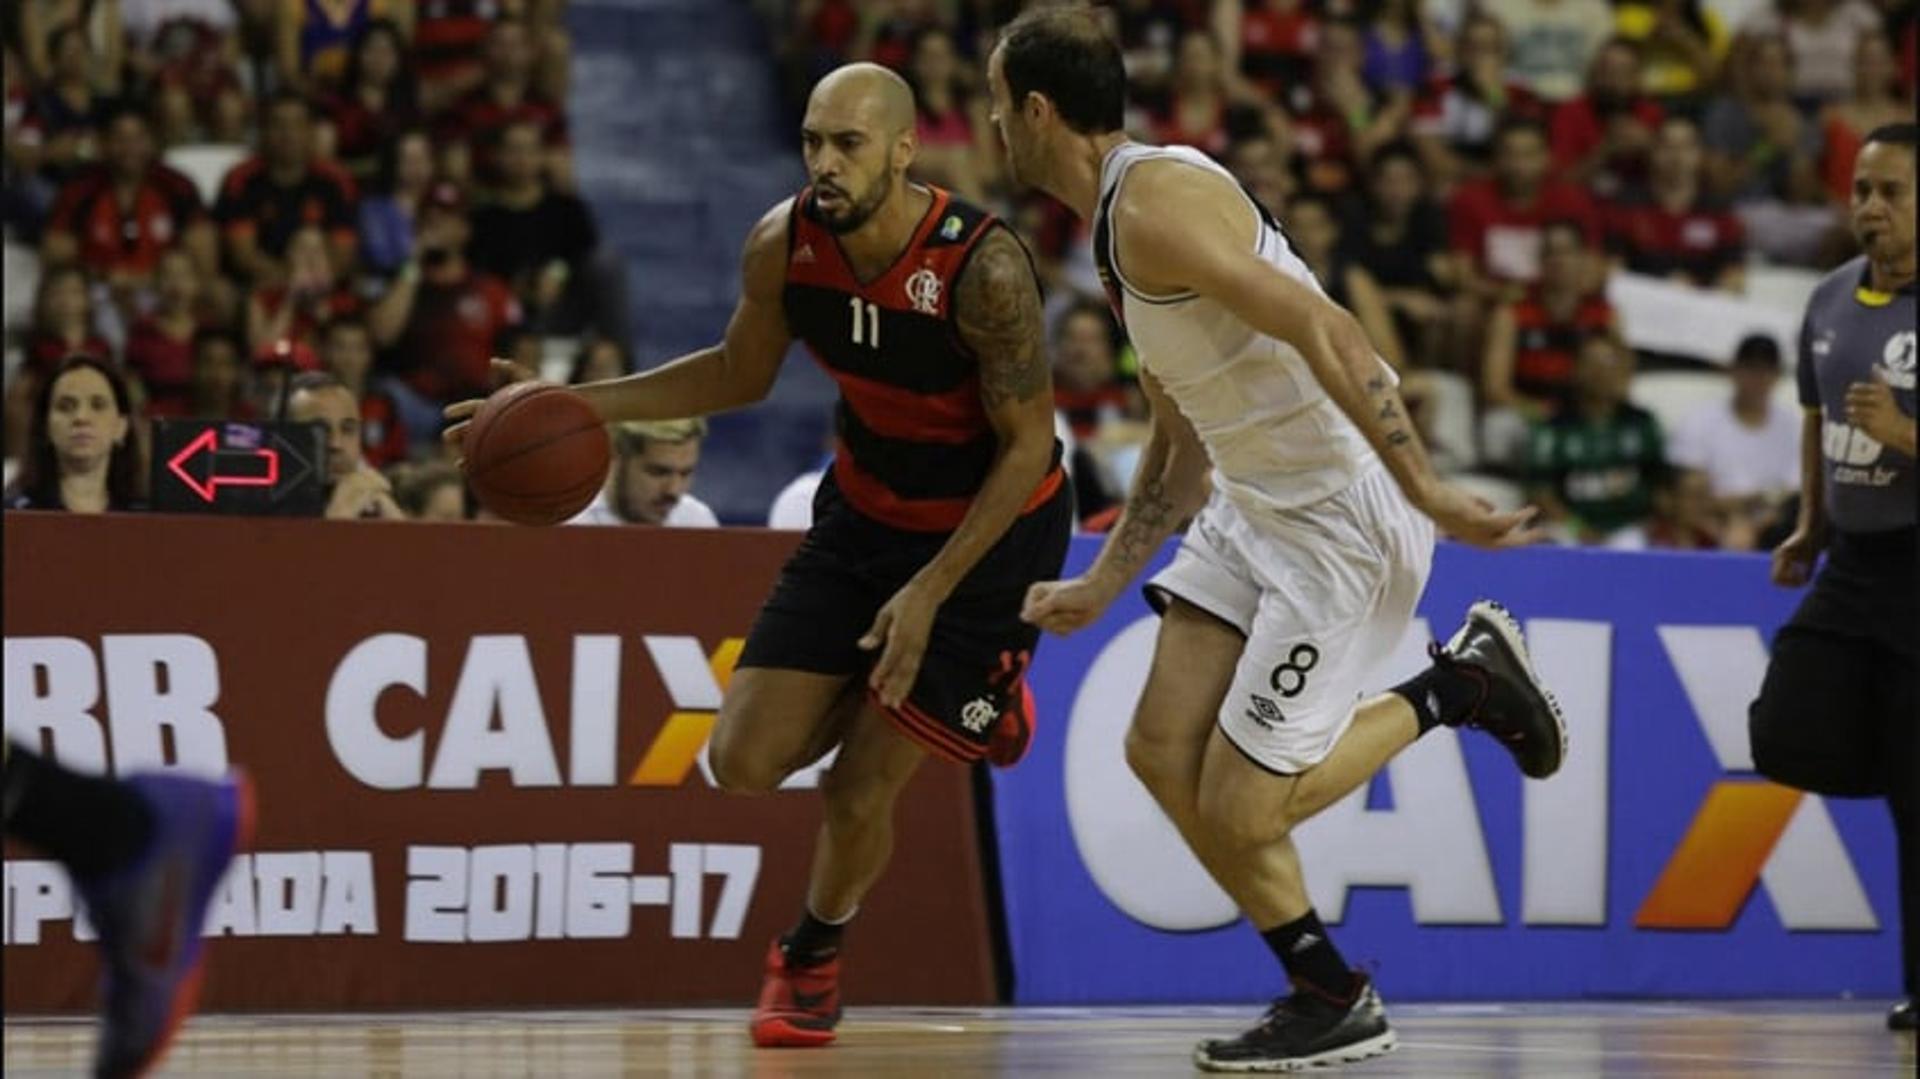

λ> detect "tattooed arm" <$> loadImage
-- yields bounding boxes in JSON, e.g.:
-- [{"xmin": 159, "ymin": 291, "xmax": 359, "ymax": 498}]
[
  {"xmin": 1024, "ymin": 371, "xmax": 1209, "ymax": 635},
  {"xmin": 861, "ymin": 226, "xmax": 1061, "ymax": 705},
  {"xmin": 1106, "ymin": 161, "xmax": 1543, "ymax": 548}
]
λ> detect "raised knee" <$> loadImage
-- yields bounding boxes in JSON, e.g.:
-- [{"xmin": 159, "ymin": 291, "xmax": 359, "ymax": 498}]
[{"xmin": 707, "ymin": 730, "xmax": 786, "ymax": 795}]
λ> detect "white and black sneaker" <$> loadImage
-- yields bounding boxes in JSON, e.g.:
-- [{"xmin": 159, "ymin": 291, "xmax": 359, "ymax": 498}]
[
  {"xmin": 1194, "ymin": 976, "xmax": 1397, "ymax": 1073},
  {"xmin": 1437, "ymin": 600, "xmax": 1568, "ymax": 780}
]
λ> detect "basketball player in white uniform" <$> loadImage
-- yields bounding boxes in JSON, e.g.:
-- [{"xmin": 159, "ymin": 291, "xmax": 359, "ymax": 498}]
[{"xmin": 992, "ymin": 10, "xmax": 1568, "ymax": 1071}]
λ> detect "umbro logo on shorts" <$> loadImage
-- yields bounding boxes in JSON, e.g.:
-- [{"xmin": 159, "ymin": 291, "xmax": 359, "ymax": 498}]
[{"xmin": 1246, "ymin": 694, "xmax": 1286, "ymax": 728}]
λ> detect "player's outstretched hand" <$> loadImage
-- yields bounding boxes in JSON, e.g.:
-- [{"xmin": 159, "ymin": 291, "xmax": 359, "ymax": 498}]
[
  {"xmin": 860, "ymin": 581, "xmax": 941, "ymax": 710},
  {"xmin": 1419, "ymin": 484, "xmax": 1547, "ymax": 548},
  {"xmin": 1770, "ymin": 527, "xmax": 1822, "ymax": 588},
  {"xmin": 1022, "ymin": 576, "xmax": 1115, "ymax": 636},
  {"xmin": 442, "ymin": 358, "xmax": 542, "ymax": 460}
]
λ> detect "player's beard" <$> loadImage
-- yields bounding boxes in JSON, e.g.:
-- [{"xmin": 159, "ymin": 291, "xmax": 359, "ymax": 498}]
[{"xmin": 818, "ymin": 166, "xmax": 891, "ymax": 234}]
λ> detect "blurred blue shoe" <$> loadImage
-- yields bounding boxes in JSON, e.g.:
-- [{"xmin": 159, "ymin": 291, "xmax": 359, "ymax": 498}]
[{"xmin": 75, "ymin": 771, "xmax": 255, "ymax": 1079}]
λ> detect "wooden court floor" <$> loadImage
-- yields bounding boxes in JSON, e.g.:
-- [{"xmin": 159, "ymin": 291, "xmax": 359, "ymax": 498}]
[{"xmin": 5, "ymin": 1002, "xmax": 1911, "ymax": 1077}]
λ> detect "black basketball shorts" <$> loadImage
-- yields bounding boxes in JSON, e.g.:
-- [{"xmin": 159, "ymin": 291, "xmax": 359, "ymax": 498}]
[
  {"xmin": 738, "ymin": 467, "xmax": 1074, "ymax": 763},
  {"xmin": 1748, "ymin": 527, "xmax": 1917, "ymax": 799}
]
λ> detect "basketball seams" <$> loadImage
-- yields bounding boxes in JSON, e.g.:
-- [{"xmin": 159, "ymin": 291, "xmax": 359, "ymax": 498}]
[{"xmin": 462, "ymin": 384, "xmax": 611, "ymax": 523}]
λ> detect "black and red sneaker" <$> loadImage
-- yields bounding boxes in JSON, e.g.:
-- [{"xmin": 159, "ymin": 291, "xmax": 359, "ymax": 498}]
[
  {"xmin": 1437, "ymin": 600, "xmax": 1568, "ymax": 780},
  {"xmin": 749, "ymin": 939, "xmax": 842, "ymax": 1048}
]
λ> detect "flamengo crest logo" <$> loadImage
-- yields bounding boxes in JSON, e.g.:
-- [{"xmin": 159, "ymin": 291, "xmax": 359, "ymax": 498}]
[{"xmin": 905, "ymin": 268, "xmax": 941, "ymax": 315}]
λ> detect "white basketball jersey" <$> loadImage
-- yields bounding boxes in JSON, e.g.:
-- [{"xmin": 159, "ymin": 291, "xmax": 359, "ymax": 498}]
[{"xmin": 1092, "ymin": 142, "xmax": 1382, "ymax": 514}]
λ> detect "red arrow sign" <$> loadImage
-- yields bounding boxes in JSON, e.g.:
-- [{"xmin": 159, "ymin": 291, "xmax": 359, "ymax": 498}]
[{"xmin": 165, "ymin": 428, "xmax": 281, "ymax": 503}]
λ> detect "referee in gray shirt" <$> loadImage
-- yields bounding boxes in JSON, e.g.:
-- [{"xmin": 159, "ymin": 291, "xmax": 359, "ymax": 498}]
[{"xmin": 1750, "ymin": 124, "xmax": 1918, "ymax": 1032}]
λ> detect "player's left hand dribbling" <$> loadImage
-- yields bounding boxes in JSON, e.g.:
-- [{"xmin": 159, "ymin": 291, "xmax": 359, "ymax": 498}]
[
  {"xmin": 860, "ymin": 583, "xmax": 939, "ymax": 710},
  {"xmin": 442, "ymin": 359, "xmax": 545, "ymax": 461}
]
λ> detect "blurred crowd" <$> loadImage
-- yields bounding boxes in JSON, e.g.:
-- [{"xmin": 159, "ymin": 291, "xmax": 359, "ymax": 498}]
[
  {"xmin": 4, "ymin": 0, "xmax": 1914, "ymax": 548},
  {"xmin": 2, "ymin": 0, "xmax": 636, "ymax": 520}
]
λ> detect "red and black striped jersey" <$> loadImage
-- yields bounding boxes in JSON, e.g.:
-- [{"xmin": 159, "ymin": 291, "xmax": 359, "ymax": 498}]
[{"xmin": 783, "ymin": 185, "xmax": 1061, "ymax": 532}]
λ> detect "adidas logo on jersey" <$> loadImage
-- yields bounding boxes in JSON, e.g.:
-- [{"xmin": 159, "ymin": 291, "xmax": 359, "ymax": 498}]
[{"xmin": 793, "ymin": 243, "xmax": 816, "ymax": 265}]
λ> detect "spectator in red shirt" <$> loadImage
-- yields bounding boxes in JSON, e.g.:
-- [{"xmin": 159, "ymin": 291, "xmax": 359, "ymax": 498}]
[
  {"xmin": 414, "ymin": 0, "xmax": 504, "ymax": 116},
  {"xmin": 1284, "ymin": 18, "xmax": 1412, "ymax": 196},
  {"xmin": 1448, "ymin": 116, "xmax": 1602, "ymax": 298},
  {"xmin": 1550, "ymin": 38, "xmax": 1665, "ymax": 201},
  {"xmin": 43, "ymin": 107, "xmax": 215, "ymax": 299},
  {"xmin": 1606, "ymin": 115, "xmax": 1747, "ymax": 290},
  {"xmin": 1410, "ymin": 14, "xmax": 1546, "ymax": 193},
  {"xmin": 139, "ymin": 8, "xmax": 249, "ymax": 147},
  {"xmin": 246, "ymin": 224, "xmax": 364, "ymax": 354},
  {"xmin": 1818, "ymin": 30, "xmax": 1911, "ymax": 205},
  {"xmin": 1150, "ymin": 28, "xmax": 1285, "ymax": 161},
  {"xmin": 369, "ymin": 180, "xmax": 522, "ymax": 435},
  {"xmin": 124, "ymin": 248, "xmax": 208, "ymax": 417},
  {"xmin": 905, "ymin": 27, "xmax": 997, "ymax": 203},
  {"xmin": 318, "ymin": 19, "xmax": 420, "ymax": 188},
  {"xmin": 440, "ymin": 17, "xmax": 572, "ymax": 192},
  {"xmin": 24, "ymin": 265, "xmax": 113, "ymax": 378},
  {"xmin": 318, "ymin": 315, "xmax": 408, "ymax": 468},
  {"xmin": 8, "ymin": 265, "xmax": 114, "ymax": 462},
  {"xmin": 1049, "ymin": 298, "xmax": 1128, "ymax": 524},
  {"xmin": 1482, "ymin": 219, "xmax": 1619, "ymax": 430},
  {"xmin": 1237, "ymin": 0, "xmax": 1319, "ymax": 98},
  {"xmin": 214, "ymin": 93, "xmax": 360, "ymax": 286}
]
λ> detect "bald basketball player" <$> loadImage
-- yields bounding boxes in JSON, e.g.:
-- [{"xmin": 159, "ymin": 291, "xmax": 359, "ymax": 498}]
[{"xmin": 449, "ymin": 64, "xmax": 1070, "ymax": 1047}]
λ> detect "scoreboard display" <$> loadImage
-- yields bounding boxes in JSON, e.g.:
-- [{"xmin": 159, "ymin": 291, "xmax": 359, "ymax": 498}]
[{"xmin": 150, "ymin": 419, "xmax": 330, "ymax": 517}]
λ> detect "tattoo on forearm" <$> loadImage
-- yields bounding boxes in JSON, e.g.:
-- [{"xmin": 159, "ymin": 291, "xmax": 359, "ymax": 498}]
[
  {"xmin": 1112, "ymin": 476, "xmax": 1175, "ymax": 575},
  {"xmin": 958, "ymin": 229, "xmax": 1049, "ymax": 409}
]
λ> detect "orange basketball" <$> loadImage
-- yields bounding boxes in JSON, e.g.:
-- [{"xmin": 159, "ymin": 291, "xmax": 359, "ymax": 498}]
[{"xmin": 460, "ymin": 382, "xmax": 610, "ymax": 526}]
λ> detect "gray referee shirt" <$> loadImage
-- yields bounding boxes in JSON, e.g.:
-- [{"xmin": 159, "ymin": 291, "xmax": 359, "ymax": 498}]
[{"xmin": 1797, "ymin": 256, "xmax": 1917, "ymax": 532}]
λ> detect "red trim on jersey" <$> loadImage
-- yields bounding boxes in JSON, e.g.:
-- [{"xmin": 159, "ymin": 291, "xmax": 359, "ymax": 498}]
[
  {"xmin": 789, "ymin": 185, "xmax": 976, "ymax": 317},
  {"xmin": 832, "ymin": 364, "xmax": 984, "ymax": 443},
  {"xmin": 832, "ymin": 445, "xmax": 1064, "ymax": 532}
]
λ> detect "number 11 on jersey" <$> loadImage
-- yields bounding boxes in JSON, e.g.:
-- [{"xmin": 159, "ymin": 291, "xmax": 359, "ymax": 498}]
[{"xmin": 850, "ymin": 298, "xmax": 880, "ymax": 348}]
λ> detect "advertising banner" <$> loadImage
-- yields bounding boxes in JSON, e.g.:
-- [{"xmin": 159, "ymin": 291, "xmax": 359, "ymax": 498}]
[
  {"xmin": 996, "ymin": 538, "xmax": 1902, "ymax": 1003},
  {"xmin": 3, "ymin": 514, "xmax": 997, "ymax": 1012}
]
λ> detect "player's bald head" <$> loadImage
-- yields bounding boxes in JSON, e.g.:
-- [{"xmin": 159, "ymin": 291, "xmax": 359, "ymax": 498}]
[{"xmin": 806, "ymin": 62, "xmax": 916, "ymax": 139}]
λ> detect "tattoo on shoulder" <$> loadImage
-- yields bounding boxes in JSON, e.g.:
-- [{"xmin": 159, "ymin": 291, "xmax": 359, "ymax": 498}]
[{"xmin": 958, "ymin": 229, "xmax": 1049, "ymax": 408}]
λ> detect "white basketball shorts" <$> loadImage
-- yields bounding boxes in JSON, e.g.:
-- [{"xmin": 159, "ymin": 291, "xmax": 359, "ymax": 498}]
[{"xmin": 1145, "ymin": 466, "xmax": 1436, "ymax": 774}]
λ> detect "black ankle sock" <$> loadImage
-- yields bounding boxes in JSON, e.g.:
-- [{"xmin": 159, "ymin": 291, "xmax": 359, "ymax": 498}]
[
  {"xmin": 3, "ymin": 744, "xmax": 153, "ymax": 879},
  {"xmin": 1391, "ymin": 659, "xmax": 1485, "ymax": 735},
  {"xmin": 781, "ymin": 908, "xmax": 849, "ymax": 965},
  {"xmin": 1261, "ymin": 910, "xmax": 1356, "ymax": 1001}
]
